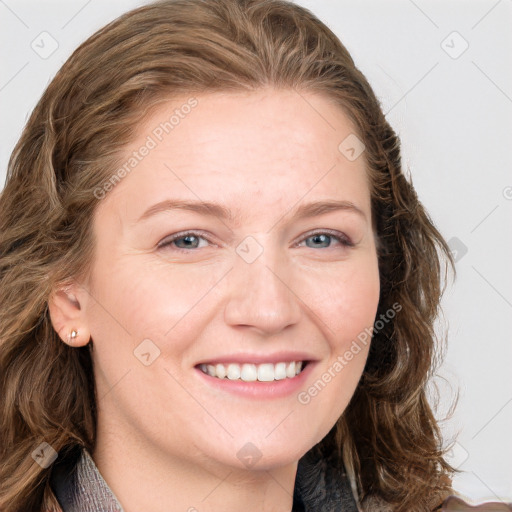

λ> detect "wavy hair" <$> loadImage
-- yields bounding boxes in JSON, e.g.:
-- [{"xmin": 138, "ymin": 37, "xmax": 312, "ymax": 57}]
[{"xmin": 0, "ymin": 0, "xmax": 456, "ymax": 510}]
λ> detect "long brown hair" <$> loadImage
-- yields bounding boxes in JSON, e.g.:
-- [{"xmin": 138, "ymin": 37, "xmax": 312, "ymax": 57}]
[{"xmin": 0, "ymin": 0, "xmax": 456, "ymax": 510}]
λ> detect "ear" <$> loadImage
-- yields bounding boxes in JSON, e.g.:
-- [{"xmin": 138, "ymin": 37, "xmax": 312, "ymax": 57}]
[{"xmin": 48, "ymin": 283, "xmax": 91, "ymax": 347}]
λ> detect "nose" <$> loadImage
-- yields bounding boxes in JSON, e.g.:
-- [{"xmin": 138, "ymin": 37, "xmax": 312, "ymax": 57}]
[{"xmin": 223, "ymin": 242, "xmax": 302, "ymax": 336}]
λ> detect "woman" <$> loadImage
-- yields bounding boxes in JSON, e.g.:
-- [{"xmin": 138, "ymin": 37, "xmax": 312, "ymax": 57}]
[{"xmin": 0, "ymin": 0, "xmax": 468, "ymax": 510}]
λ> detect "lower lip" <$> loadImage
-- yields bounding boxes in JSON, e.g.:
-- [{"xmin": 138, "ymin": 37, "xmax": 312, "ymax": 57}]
[{"xmin": 194, "ymin": 362, "xmax": 315, "ymax": 399}]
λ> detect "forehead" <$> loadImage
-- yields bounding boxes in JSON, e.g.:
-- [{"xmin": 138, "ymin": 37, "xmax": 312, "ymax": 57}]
[{"xmin": 96, "ymin": 88, "xmax": 371, "ymax": 224}]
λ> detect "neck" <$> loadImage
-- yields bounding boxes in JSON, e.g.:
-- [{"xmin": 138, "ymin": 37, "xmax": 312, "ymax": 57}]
[{"xmin": 92, "ymin": 426, "xmax": 298, "ymax": 512}]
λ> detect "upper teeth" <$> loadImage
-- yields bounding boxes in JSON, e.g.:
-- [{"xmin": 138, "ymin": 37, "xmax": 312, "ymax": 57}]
[{"xmin": 199, "ymin": 361, "xmax": 304, "ymax": 382}]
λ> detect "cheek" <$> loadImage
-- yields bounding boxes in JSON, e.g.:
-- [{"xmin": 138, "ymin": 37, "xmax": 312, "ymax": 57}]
[
  {"xmin": 86, "ymin": 255, "xmax": 225, "ymax": 352},
  {"xmin": 293, "ymin": 258, "xmax": 379, "ymax": 440},
  {"xmin": 301, "ymin": 256, "xmax": 380, "ymax": 346}
]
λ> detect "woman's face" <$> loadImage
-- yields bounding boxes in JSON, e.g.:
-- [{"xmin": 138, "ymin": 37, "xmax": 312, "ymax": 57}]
[{"xmin": 80, "ymin": 88, "xmax": 380, "ymax": 471}]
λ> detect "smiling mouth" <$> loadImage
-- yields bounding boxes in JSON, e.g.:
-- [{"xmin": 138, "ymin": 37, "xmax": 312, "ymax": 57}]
[{"xmin": 197, "ymin": 361, "xmax": 308, "ymax": 382}]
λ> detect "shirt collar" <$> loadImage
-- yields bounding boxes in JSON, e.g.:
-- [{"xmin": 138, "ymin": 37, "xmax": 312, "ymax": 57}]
[{"xmin": 50, "ymin": 447, "xmax": 124, "ymax": 512}]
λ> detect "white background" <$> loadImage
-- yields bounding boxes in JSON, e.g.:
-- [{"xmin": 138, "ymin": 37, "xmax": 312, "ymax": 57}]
[{"xmin": 1, "ymin": 0, "xmax": 511, "ymax": 503}]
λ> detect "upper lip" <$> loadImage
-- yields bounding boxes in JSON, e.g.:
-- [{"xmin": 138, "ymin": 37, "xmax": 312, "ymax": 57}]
[{"xmin": 195, "ymin": 351, "xmax": 318, "ymax": 366}]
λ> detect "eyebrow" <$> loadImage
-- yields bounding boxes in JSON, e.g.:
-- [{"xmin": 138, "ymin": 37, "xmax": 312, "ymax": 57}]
[{"xmin": 136, "ymin": 198, "xmax": 367, "ymax": 225}]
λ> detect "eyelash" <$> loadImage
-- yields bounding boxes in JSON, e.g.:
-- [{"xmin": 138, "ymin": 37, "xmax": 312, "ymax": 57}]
[{"xmin": 157, "ymin": 229, "xmax": 354, "ymax": 253}]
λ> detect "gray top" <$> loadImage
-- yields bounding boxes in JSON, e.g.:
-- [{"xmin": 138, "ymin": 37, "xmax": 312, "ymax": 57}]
[
  {"xmin": 50, "ymin": 448, "xmax": 124, "ymax": 512},
  {"xmin": 50, "ymin": 445, "xmax": 359, "ymax": 512}
]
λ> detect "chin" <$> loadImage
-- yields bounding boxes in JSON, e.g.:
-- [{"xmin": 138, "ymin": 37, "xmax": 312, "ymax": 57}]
[{"xmin": 206, "ymin": 433, "xmax": 320, "ymax": 472}]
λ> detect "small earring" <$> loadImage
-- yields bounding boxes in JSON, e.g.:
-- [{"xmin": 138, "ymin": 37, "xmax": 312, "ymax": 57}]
[{"xmin": 67, "ymin": 329, "xmax": 79, "ymax": 344}]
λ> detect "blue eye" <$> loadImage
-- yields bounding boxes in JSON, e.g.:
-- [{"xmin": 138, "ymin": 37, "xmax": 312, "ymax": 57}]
[
  {"xmin": 170, "ymin": 234, "xmax": 200, "ymax": 249},
  {"xmin": 298, "ymin": 231, "xmax": 354, "ymax": 249},
  {"xmin": 158, "ymin": 232, "xmax": 210, "ymax": 251}
]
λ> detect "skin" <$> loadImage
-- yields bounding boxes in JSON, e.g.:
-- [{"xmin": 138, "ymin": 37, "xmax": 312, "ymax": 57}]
[{"xmin": 49, "ymin": 88, "xmax": 380, "ymax": 512}]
